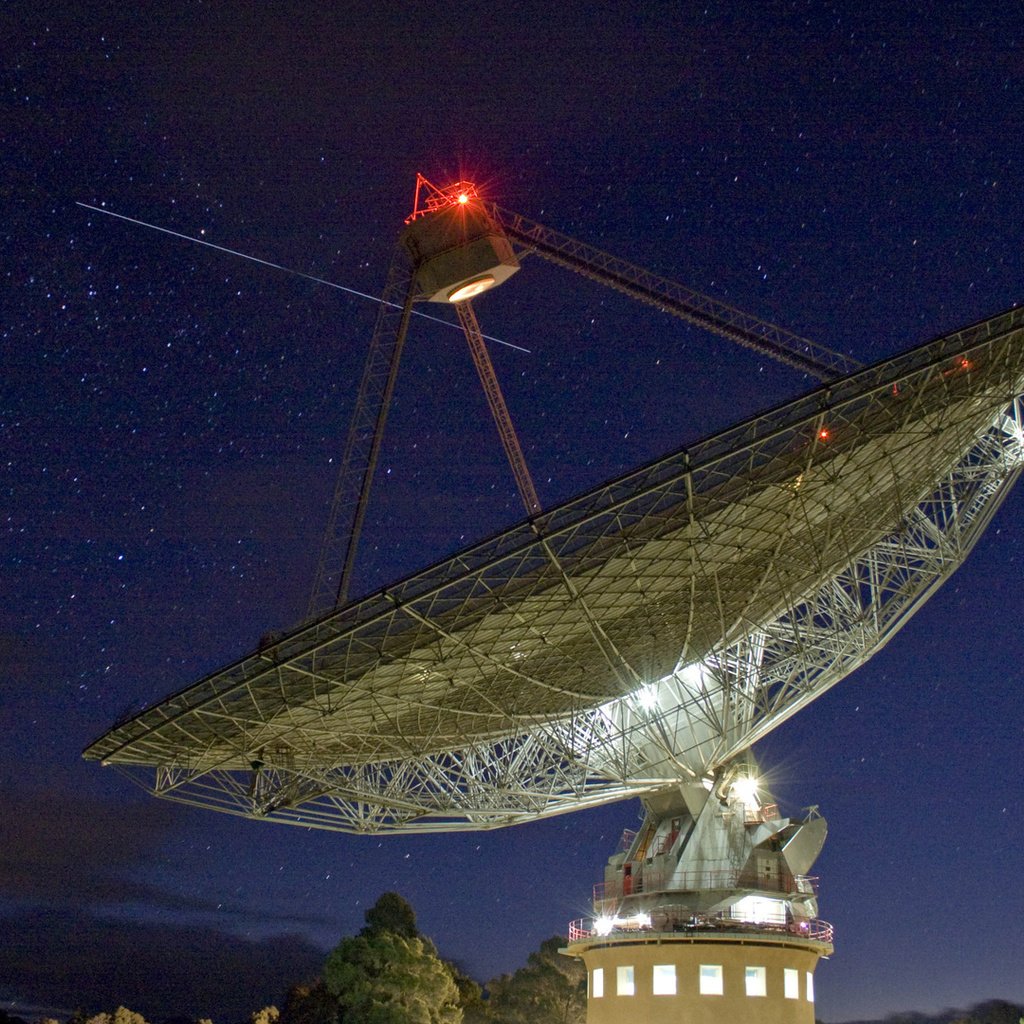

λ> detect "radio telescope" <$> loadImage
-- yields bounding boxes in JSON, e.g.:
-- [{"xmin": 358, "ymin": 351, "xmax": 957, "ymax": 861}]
[{"xmin": 85, "ymin": 177, "xmax": 1024, "ymax": 1023}]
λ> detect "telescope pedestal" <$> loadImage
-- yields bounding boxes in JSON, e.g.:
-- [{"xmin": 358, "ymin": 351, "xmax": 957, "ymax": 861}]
[{"xmin": 564, "ymin": 762, "xmax": 833, "ymax": 1023}]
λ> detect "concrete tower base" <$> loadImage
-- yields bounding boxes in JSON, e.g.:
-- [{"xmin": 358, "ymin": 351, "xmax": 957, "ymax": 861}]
[{"xmin": 567, "ymin": 930, "xmax": 828, "ymax": 1024}]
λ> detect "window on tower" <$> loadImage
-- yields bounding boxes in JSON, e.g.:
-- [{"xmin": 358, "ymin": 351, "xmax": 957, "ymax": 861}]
[
  {"xmin": 652, "ymin": 964, "xmax": 676, "ymax": 995},
  {"xmin": 784, "ymin": 968, "xmax": 799, "ymax": 999},
  {"xmin": 617, "ymin": 965, "xmax": 635, "ymax": 996},
  {"xmin": 745, "ymin": 966, "xmax": 767, "ymax": 997},
  {"xmin": 699, "ymin": 964, "xmax": 724, "ymax": 995}
]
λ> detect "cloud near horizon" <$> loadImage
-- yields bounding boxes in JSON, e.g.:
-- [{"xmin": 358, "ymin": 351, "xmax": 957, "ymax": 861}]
[
  {"xmin": 0, "ymin": 906, "xmax": 326, "ymax": 1022},
  {"xmin": 0, "ymin": 786, "xmax": 337, "ymax": 933}
]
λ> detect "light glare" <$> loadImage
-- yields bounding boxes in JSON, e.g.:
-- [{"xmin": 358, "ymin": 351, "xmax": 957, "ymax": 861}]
[
  {"xmin": 731, "ymin": 774, "xmax": 759, "ymax": 806},
  {"xmin": 447, "ymin": 275, "xmax": 496, "ymax": 302}
]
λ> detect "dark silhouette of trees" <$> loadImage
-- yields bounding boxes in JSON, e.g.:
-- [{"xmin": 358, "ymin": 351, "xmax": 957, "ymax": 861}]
[
  {"xmin": 840, "ymin": 1002, "xmax": 1024, "ymax": 1024},
  {"xmin": 443, "ymin": 963, "xmax": 483, "ymax": 1024},
  {"xmin": 280, "ymin": 980, "xmax": 338, "ymax": 1024},
  {"xmin": 362, "ymin": 893, "xmax": 418, "ymax": 941},
  {"xmin": 947, "ymin": 1003, "xmax": 1024, "ymax": 1024},
  {"xmin": 476, "ymin": 937, "xmax": 585, "ymax": 1024}
]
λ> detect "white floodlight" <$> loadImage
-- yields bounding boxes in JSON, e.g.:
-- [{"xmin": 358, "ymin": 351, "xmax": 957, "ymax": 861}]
[
  {"xmin": 637, "ymin": 684, "xmax": 659, "ymax": 711},
  {"xmin": 731, "ymin": 774, "xmax": 760, "ymax": 807}
]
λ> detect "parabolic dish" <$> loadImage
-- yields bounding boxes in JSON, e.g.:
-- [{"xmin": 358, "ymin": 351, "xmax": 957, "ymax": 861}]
[{"xmin": 85, "ymin": 306, "xmax": 1024, "ymax": 833}]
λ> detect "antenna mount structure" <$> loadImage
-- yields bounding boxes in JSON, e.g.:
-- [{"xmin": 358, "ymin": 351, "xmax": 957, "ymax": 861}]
[{"xmin": 85, "ymin": 178, "xmax": 1024, "ymax": 1024}]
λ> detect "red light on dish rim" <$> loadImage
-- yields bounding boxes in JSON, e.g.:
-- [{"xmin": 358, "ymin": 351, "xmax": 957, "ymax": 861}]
[
  {"xmin": 457, "ymin": 193, "xmax": 469, "ymax": 204},
  {"xmin": 818, "ymin": 427, "xmax": 830, "ymax": 441}
]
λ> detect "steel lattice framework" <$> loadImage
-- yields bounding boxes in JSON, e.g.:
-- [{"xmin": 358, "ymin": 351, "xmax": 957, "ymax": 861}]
[
  {"xmin": 486, "ymin": 203, "xmax": 863, "ymax": 380},
  {"xmin": 84, "ymin": 306, "xmax": 1024, "ymax": 832}
]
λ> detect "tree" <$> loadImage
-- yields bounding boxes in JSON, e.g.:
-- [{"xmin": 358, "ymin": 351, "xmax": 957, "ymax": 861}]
[
  {"xmin": 280, "ymin": 980, "xmax": 338, "ymax": 1024},
  {"xmin": 483, "ymin": 937, "xmax": 585, "ymax": 1024},
  {"xmin": 251, "ymin": 1008, "xmax": 280, "ymax": 1024},
  {"xmin": 362, "ymin": 892, "xmax": 418, "ymax": 940},
  {"xmin": 80, "ymin": 1008, "xmax": 148, "ymax": 1024},
  {"xmin": 444, "ymin": 962, "xmax": 483, "ymax": 1022},
  {"xmin": 324, "ymin": 930, "xmax": 461, "ymax": 1024}
]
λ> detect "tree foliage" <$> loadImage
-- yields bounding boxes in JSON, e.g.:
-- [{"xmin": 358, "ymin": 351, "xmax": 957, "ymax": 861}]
[
  {"xmin": 77, "ymin": 1008, "xmax": 148, "ymax": 1024},
  {"xmin": 322, "ymin": 893, "xmax": 461, "ymax": 1024},
  {"xmin": 251, "ymin": 1007, "xmax": 280, "ymax": 1024},
  {"xmin": 280, "ymin": 980, "xmax": 338, "ymax": 1024},
  {"xmin": 324, "ymin": 931, "xmax": 461, "ymax": 1024},
  {"xmin": 855, "ymin": 1003, "xmax": 1024, "ymax": 1024},
  {"xmin": 362, "ymin": 893, "xmax": 418, "ymax": 940},
  {"xmin": 946, "ymin": 1005, "xmax": 1024, "ymax": 1024},
  {"xmin": 444, "ymin": 962, "xmax": 483, "ymax": 1022},
  {"xmin": 478, "ymin": 937, "xmax": 585, "ymax": 1024}
]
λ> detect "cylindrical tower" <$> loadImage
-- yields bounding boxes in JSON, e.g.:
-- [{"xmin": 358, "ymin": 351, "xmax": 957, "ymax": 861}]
[{"xmin": 569, "ymin": 927, "xmax": 829, "ymax": 1024}]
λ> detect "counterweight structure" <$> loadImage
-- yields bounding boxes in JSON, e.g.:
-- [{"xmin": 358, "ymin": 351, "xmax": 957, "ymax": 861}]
[{"xmin": 85, "ymin": 178, "xmax": 1024, "ymax": 1024}]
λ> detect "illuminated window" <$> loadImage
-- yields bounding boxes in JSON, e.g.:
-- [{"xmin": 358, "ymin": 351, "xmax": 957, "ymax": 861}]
[
  {"xmin": 699, "ymin": 964, "xmax": 723, "ymax": 995},
  {"xmin": 745, "ymin": 966, "xmax": 767, "ymax": 997},
  {"xmin": 784, "ymin": 968, "xmax": 799, "ymax": 999},
  {"xmin": 592, "ymin": 968, "xmax": 604, "ymax": 998},
  {"xmin": 806, "ymin": 972, "xmax": 815, "ymax": 1002},
  {"xmin": 730, "ymin": 894, "xmax": 787, "ymax": 924},
  {"xmin": 652, "ymin": 964, "xmax": 676, "ymax": 995},
  {"xmin": 617, "ymin": 965, "xmax": 634, "ymax": 996}
]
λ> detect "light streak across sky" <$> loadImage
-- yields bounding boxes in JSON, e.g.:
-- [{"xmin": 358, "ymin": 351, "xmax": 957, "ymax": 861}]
[{"xmin": 75, "ymin": 202, "xmax": 529, "ymax": 353}]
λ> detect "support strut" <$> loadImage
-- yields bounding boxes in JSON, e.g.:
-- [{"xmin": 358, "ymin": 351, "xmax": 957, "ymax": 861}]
[
  {"xmin": 455, "ymin": 299, "xmax": 542, "ymax": 517},
  {"xmin": 307, "ymin": 247, "xmax": 417, "ymax": 617}
]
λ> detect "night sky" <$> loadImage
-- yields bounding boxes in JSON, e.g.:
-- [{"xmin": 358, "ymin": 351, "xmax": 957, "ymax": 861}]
[{"xmin": 4, "ymin": 4, "xmax": 1023, "ymax": 1022}]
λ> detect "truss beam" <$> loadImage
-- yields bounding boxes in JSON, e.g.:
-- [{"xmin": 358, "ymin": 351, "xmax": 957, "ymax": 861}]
[
  {"xmin": 307, "ymin": 247, "xmax": 417, "ymax": 616},
  {"xmin": 488, "ymin": 204, "xmax": 862, "ymax": 381}
]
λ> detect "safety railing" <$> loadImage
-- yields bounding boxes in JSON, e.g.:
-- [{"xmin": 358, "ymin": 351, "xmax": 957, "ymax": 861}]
[
  {"xmin": 593, "ymin": 870, "xmax": 818, "ymax": 904},
  {"xmin": 568, "ymin": 912, "xmax": 833, "ymax": 945}
]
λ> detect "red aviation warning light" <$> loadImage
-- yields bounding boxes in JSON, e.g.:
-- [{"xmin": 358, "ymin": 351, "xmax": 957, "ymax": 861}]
[
  {"xmin": 405, "ymin": 174, "xmax": 484, "ymax": 222},
  {"xmin": 402, "ymin": 174, "xmax": 520, "ymax": 303}
]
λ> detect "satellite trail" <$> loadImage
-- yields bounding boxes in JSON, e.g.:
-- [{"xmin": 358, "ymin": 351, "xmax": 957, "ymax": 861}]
[{"xmin": 75, "ymin": 202, "xmax": 528, "ymax": 353}]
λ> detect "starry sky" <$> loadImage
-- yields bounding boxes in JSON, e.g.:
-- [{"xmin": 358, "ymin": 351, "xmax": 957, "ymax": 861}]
[{"xmin": 4, "ymin": 3, "xmax": 1023, "ymax": 1022}]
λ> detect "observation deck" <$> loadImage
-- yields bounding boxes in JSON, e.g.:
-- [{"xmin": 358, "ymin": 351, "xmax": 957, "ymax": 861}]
[{"xmin": 567, "ymin": 913, "xmax": 834, "ymax": 950}]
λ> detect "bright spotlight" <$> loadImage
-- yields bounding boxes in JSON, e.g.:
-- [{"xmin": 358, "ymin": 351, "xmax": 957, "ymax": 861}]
[
  {"xmin": 595, "ymin": 915, "xmax": 614, "ymax": 936},
  {"xmin": 447, "ymin": 275, "xmax": 496, "ymax": 303},
  {"xmin": 637, "ymin": 684, "xmax": 659, "ymax": 711},
  {"xmin": 731, "ymin": 775, "xmax": 760, "ymax": 806}
]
